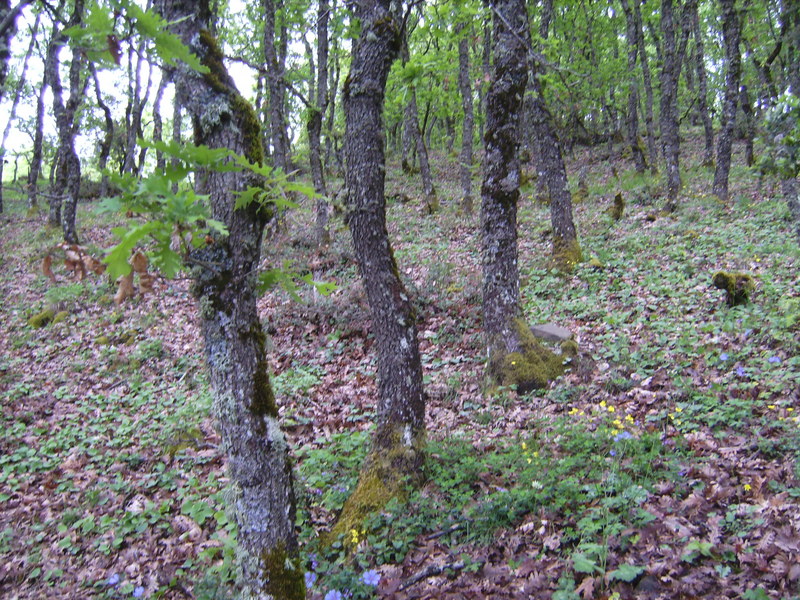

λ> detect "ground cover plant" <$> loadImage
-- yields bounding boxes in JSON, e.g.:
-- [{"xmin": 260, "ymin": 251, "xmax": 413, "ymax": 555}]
[{"xmin": 1, "ymin": 137, "xmax": 799, "ymax": 599}]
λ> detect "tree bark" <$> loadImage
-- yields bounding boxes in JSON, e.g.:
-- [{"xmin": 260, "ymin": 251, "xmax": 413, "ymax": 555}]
[
  {"xmin": 689, "ymin": 0, "xmax": 714, "ymax": 167},
  {"xmin": 170, "ymin": 89, "xmax": 182, "ymax": 194},
  {"xmin": 342, "ymin": 0, "xmax": 425, "ymax": 491},
  {"xmin": 660, "ymin": 0, "xmax": 682, "ymax": 209},
  {"xmin": 739, "ymin": 84, "xmax": 754, "ymax": 167},
  {"xmin": 620, "ymin": 0, "xmax": 647, "ymax": 173},
  {"xmin": 713, "ymin": 0, "xmax": 742, "ymax": 202},
  {"xmin": 457, "ymin": 22, "xmax": 474, "ymax": 214},
  {"xmin": 156, "ymin": 1, "xmax": 303, "ymax": 597},
  {"xmin": 263, "ymin": 0, "xmax": 291, "ymax": 173},
  {"xmin": 0, "ymin": 0, "xmax": 25, "ymax": 101},
  {"xmin": 482, "ymin": 0, "xmax": 527, "ymax": 359},
  {"xmin": 634, "ymin": 0, "xmax": 659, "ymax": 176}
]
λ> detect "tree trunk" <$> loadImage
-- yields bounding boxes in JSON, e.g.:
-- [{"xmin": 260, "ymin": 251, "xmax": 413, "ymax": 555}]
[
  {"xmin": 634, "ymin": 0, "xmax": 659, "ymax": 175},
  {"xmin": 263, "ymin": 0, "xmax": 290, "ymax": 173},
  {"xmin": 713, "ymin": 0, "xmax": 742, "ymax": 202},
  {"xmin": 47, "ymin": 1, "xmax": 86, "ymax": 242},
  {"xmin": 0, "ymin": 11, "xmax": 37, "ymax": 214},
  {"xmin": 478, "ymin": 21, "xmax": 491, "ymax": 144},
  {"xmin": 739, "ymin": 84, "xmax": 754, "ymax": 167},
  {"xmin": 309, "ymin": 0, "xmax": 330, "ymax": 246},
  {"xmin": 482, "ymin": 0, "xmax": 527, "ymax": 364},
  {"xmin": 457, "ymin": 22, "xmax": 474, "ymax": 214},
  {"xmin": 620, "ymin": 0, "xmax": 647, "ymax": 173},
  {"xmin": 27, "ymin": 65, "xmax": 47, "ymax": 211},
  {"xmin": 156, "ymin": 1, "xmax": 303, "ymax": 597},
  {"xmin": 689, "ymin": 0, "xmax": 714, "ymax": 167},
  {"xmin": 0, "ymin": 0, "xmax": 23, "ymax": 101},
  {"xmin": 660, "ymin": 0, "xmax": 682, "ymax": 209},
  {"xmin": 404, "ymin": 86, "xmax": 437, "ymax": 213},
  {"xmin": 90, "ymin": 63, "xmax": 114, "ymax": 197},
  {"xmin": 170, "ymin": 90, "xmax": 182, "ymax": 194},
  {"xmin": 339, "ymin": 0, "xmax": 425, "ymax": 527}
]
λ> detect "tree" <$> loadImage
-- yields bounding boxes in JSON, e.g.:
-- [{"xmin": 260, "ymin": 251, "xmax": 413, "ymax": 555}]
[
  {"xmin": 712, "ymin": 0, "xmax": 742, "ymax": 202},
  {"xmin": 263, "ymin": 0, "xmax": 291, "ymax": 174},
  {"xmin": 688, "ymin": 0, "xmax": 714, "ymax": 167},
  {"xmin": 308, "ymin": 0, "xmax": 330, "ymax": 246},
  {"xmin": 155, "ymin": 0, "xmax": 304, "ymax": 596},
  {"xmin": 620, "ymin": 0, "xmax": 647, "ymax": 173},
  {"xmin": 0, "ymin": 0, "xmax": 28, "ymax": 100},
  {"xmin": 660, "ymin": 0, "xmax": 683, "ymax": 209},
  {"xmin": 47, "ymin": 0, "xmax": 87, "ymax": 242},
  {"xmin": 529, "ymin": 0, "xmax": 581, "ymax": 271},
  {"xmin": 635, "ymin": 0, "xmax": 659, "ymax": 175},
  {"xmin": 335, "ymin": 0, "xmax": 426, "ymax": 533},
  {"xmin": 482, "ymin": 0, "xmax": 563, "ymax": 392}
]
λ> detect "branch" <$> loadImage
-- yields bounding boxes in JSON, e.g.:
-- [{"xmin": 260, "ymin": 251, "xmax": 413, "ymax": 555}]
[
  {"xmin": 398, "ymin": 559, "xmax": 482, "ymax": 591},
  {"xmin": 224, "ymin": 55, "xmax": 311, "ymax": 107},
  {"xmin": 0, "ymin": 0, "xmax": 31, "ymax": 38}
]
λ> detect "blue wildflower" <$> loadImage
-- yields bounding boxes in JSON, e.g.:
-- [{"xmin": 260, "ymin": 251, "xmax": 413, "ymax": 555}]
[
  {"xmin": 736, "ymin": 365, "xmax": 747, "ymax": 377},
  {"xmin": 133, "ymin": 586, "xmax": 144, "ymax": 598},
  {"xmin": 361, "ymin": 569, "xmax": 381, "ymax": 587},
  {"xmin": 610, "ymin": 449, "xmax": 617, "ymax": 457},
  {"xmin": 720, "ymin": 353, "xmax": 729, "ymax": 361},
  {"xmin": 614, "ymin": 431, "xmax": 633, "ymax": 442},
  {"xmin": 305, "ymin": 572, "xmax": 317, "ymax": 588},
  {"xmin": 107, "ymin": 573, "xmax": 120, "ymax": 586},
  {"xmin": 768, "ymin": 356, "xmax": 781, "ymax": 364},
  {"xmin": 324, "ymin": 590, "xmax": 344, "ymax": 600}
]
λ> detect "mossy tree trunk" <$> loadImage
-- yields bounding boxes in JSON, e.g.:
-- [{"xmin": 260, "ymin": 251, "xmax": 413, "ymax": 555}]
[
  {"xmin": 0, "ymin": 0, "xmax": 22, "ymax": 103},
  {"xmin": 156, "ymin": 1, "xmax": 303, "ymax": 598},
  {"xmin": 263, "ymin": 0, "xmax": 291, "ymax": 174},
  {"xmin": 339, "ymin": 0, "xmax": 426, "ymax": 527},
  {"xmin": 481, "ymin": 0, "xmax": 527, "ymax": 368},
  {"xmin": 90, "ymin": 63, "xmax": 115, "ymax": 198},
  {"xmin": 529, "ymin": 4, "xmax": 581, "ymax": 272},
  {"xmin": 309, "ymin": 0, "xmax": 330, "ymax": 247},
  {"xmin": 713, "ymin": 0, "xmax": 742, "ymax": 202}
]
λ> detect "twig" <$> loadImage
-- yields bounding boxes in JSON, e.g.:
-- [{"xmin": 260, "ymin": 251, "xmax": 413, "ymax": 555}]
[
  {"xmin": 398, "ymin": 559, "xmax": 481, "ymax": 591},
  {"xmin": 426, "ymin": 523, "xmax": 462, "ymax": 540}
]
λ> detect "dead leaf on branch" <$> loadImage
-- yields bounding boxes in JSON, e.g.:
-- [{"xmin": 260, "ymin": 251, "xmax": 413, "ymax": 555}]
[
  {"xmin": 131, "ymin": 250, "xmax": 148, "ymax": 274},
  {"xmin": 115, "ymin": 272, "xmax": 135, "ymax": 306},
  {"xmin": 42, "ymin": 254, "xmax": 56, "ymax": 282}
]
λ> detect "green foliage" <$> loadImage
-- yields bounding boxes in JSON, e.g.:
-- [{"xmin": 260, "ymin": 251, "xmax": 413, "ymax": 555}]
[{"xmin": 758, "ymin": 90, "xmax": 800, "ymax": 179}]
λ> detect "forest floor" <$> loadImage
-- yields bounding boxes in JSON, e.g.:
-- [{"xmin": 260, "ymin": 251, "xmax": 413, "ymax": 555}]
[{"xmin": 1, "ymin": 136, "xmax": 799, "ymax": 600}]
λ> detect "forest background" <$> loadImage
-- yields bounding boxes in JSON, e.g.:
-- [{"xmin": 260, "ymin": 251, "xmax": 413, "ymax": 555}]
[{"xmin": 0, "ymin": 0, "xmax": 799, "ymax": 599}]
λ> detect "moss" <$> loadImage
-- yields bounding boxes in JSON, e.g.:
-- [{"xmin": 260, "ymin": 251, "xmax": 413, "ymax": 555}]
[
  {"xmin": 252, "ymin": 359, "xmax": 279, "ymax": 418},
  {"xmin": 325, "ymin": 425, "xmax": 425, "ymax": 547},
  {"xmin": 259, "ymin": 543, "xmax": 306, "ymax": 600},
  {"xmin": 198, "ymin": 29, "xmax": 264, "ymax": 167},
  {"xmin": 52, "ymin": 311, "xmax": 70, "ymax": 324},
  {"xmin": 609, "ymin": 192, "xmax": 625, "ymax": 220},
  {"xmin": 96, "ymin": 335, "xmax": 111, "ymax": 345},
  {"xmin": 560, "ymin": 339, "xmax": 579, "ymax": 358},
  {"xmin": 28, "ymin": 307, "xmax": 55, "ymax": 328},
  {"xmin": 551, "ymin": 237, "xmax": 583, "ymax": 272},
  {"xmin": 587, "ymin": 257, "xmax": 604, "ymax": 270},
  {"xmin": 712, "ymin": 271, "xmax": 755, "ymax": 307},
  {"xmin": 491, "ymin": 318, "xmax": 565, "ymax": 394}
]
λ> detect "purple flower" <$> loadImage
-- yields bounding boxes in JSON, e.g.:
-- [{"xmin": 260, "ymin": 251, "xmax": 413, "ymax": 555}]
[
  {"xmin": 133, "ymin": 587, "xmax": 144, "ymax": 598},
  {"xmin": 324, "ymin": 590, "xmax": 344, "ymax": 600},
  {"xmin": 107, "ymin": 573, "xmax": 120, "ymax": 586},
  {"xmin": 610, "ymin": 449, "xmax": 617, "ymax": 457},
  {"xmin": 720, "ymin": 353, "xmax": 729, "ymax": 361},
  {"xmin": 736, "ymin": 365, "xmax": 747, "ymax": 377},
  {"xmin": 614, "ymin": 431, "xmax": 633, "ymax": 442},
  {"xmin": 305, "ymin": 572, "xmax": 317, "ymax": 588},
  {"xmin": 768, "ymin": 356, "xmax": 781, "ymax": 364},
  {"xmin": 309, "ymin": 554, "xmax": 319, "ymax": 571},
  {"xmin": 361, "ymin": 569, "xmax": 381, "ymax": 587}
]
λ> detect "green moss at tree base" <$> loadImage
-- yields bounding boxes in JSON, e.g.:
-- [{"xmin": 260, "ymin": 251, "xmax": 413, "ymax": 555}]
[
  {"xmin": 325, "ymin": 425, "xmax": 425, "ymax": 548},
  {"xmin": 489, "ymin": 318, "xmax": 566, "ymax": 394},
  {"xmin": 551, "ymin": 237, "xmax": 583, "ymax": 273},
  {"xmin": 712, "ymin": 271, "xmax": 755, "ymax": 307},
  {"xmin": 609, "ymin": 192, "xmax": 625, "ymax": 220}
]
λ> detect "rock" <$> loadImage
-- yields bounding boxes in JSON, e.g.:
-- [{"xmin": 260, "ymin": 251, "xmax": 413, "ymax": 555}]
[{"xmin": 531, "ymin": 323, "xmax": 573, "ymax": 343}]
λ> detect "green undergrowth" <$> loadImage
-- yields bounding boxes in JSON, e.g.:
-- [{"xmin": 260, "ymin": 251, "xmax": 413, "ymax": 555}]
[{"xmin": 294, "ymin": 411, "xmax": 683, "ymax": 599}]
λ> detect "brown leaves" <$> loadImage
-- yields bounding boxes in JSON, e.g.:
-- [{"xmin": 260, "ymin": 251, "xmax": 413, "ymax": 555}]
[
  {"xmin": 114, "ymin": 251, "xmax": 155, "ymax": 305},
  {"xmin": 41, "ymin": 243, "xmax": 107, "ymax": 283}
]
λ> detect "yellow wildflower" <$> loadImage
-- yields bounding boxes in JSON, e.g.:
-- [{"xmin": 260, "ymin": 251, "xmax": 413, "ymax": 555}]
[
  {"xmin": 607, "ymin": 406, "xmax": 615, "ymax": 413},
  {"xmin": 521, "ymin": 442, "xmax": 527, "ymax": 451},
  {"xmin": 744, "ymin": 484, "xmax": 752, "ymax": 492}
]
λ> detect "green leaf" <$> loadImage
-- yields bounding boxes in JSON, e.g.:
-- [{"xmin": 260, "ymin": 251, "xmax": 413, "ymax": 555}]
[
  {"xmin": 607, "ymin": 564, "xmax": 645, "ymax": 582},
  {"xmin": 571, "ymin": 553, "xmax": 600, "ymax": 574},
  {"xmin": 104, "ymin": 222, "xmax": 162, "ymax": 279}
]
